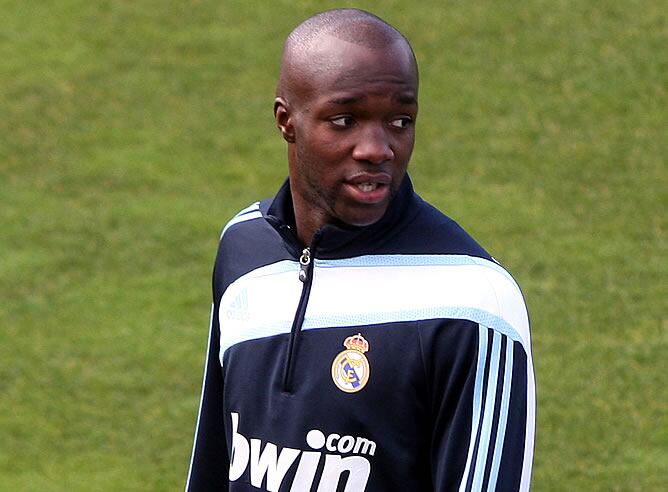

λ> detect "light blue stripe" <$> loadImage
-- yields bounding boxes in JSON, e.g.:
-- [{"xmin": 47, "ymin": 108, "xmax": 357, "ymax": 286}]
[
  {"xmin": 220, "ymin": 306, "xmax": 522, "ymax": 366},
  {"xmin": 315, "ymin": 254, "xmax": 520, "ymax": 294},
  {"xmin": 235, "ymin": 201, "xmax": 261, "ymax": 217},
  {"xmin": 472, "ymin": 331, "xmax": 502, "ymax": 491},
  {"xmin": 220, "ymin": 319, "xmax": 295, "ymax": 365},
  {"xmin": 241, "ymin": 260, "xmax": 298, "ymax": 279},
  {"xmin": 301, "ymin": 306, "xmax": 523, "ymax": 343},
  {"xmin": 487, "ymin": 339, "xmax": 514, "ymax": 491},
  {"xmin": 220, "ymin": 211, "xmax": 263, "ymax": 239},
  {"xmin": 459, "ymin": 325, "xmax": 489, "ymax": 492},
  {"xmin": 218, "ymin": 201, "xmax": 261, "ymax": 240}
]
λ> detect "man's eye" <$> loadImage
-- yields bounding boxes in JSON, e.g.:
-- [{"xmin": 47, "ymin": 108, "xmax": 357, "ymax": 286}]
[
  {"xmin": 389, "ymin": 117, "xmax": 412, "ymax": 129},
  {"xmin": 330, "ymin": 116, "xmax": 355, "ymax": 127}
]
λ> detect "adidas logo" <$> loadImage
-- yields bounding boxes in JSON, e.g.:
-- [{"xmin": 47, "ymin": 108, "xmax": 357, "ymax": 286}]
[{"xmin": 226, "ymin": 289, "xmax": 249, "ymax": 321}]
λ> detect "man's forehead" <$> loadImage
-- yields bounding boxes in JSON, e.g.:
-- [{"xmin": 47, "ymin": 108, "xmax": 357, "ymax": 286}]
[
  {"xmin": 302, "ymin": 32, "xmax": 410, "ymax": 65},
  {"xmin": 295, "ymin": 36, "xmax": 417, "ymax": 92}
]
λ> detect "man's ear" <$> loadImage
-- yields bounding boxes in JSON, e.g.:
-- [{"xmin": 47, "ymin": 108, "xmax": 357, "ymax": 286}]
[{"xmin": 274, "ymin": 97, "xmax": 295, "ymax": 143}]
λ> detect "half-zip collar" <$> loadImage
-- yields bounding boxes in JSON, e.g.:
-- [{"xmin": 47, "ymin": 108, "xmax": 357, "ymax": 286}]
[
  {"xmin": 264, "ymin": 175, "xmax": 421, "ymax": 393},
  {"xmin": 265, "ymin": 174, "xmax": 421, "ymax": 259}
]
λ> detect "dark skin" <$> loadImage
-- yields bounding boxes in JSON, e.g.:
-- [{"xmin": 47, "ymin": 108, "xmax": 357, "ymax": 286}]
[{"xmin": 274, "ymin": 34, "xmax": 419, "ymax": 246}]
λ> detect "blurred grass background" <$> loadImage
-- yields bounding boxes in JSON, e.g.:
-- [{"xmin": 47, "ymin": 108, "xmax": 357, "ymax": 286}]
[{"xmin": 1, "ymin": 0, "xmax": 666, "ymax": 490}]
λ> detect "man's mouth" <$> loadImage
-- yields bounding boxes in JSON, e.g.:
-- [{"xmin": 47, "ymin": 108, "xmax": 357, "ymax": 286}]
[
  {"xmin": 356, "ymin": 182, "xmax": 380, "ymax": 192},
  {"xmin": 342, "ymin": 176, "xmax": 391, "ymax": 205}
]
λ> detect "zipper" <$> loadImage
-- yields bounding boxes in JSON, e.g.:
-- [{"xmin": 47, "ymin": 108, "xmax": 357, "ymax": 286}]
[
  {"xmin": 283, "ymin": 239, "xmax": 319, "ymax": 393},
  {"xmin": 298, "ymin": 247, "xmax": 311, "ymax": 283}
]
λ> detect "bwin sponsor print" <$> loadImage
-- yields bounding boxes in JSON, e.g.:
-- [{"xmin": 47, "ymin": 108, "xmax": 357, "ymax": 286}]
[{"xmin": 229, "ymin": 412, "xmax": 375, "ymax": 491}]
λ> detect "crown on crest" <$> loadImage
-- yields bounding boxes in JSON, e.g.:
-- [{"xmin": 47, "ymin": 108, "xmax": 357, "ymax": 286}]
[{"xmin": 343, "ymin": 333, "xmax": 369, "ymax": 353}]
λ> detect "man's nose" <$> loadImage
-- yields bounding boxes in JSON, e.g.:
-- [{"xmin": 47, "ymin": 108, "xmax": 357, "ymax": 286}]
[{"xmin": 352, "ymin": 125, "xmax": 394, "ymax": 164}]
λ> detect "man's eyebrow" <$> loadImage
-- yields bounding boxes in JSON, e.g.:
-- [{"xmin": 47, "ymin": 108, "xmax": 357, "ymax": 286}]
[
  {"xmin": 326, "ymin": 94, "xmax": 417, "ymax": 106},
  {"xmin": 326, "ymin": 95, "xmax": 366, "ymax": 105},
  {"xmin": 395, "ymin": 93, "xmax": 417, "ymax": 105}
]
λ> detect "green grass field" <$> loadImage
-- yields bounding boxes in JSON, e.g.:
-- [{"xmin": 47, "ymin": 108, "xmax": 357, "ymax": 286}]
[{"xmin": 1, "ymin": 0, "xmax": 666, "ymax": 490}]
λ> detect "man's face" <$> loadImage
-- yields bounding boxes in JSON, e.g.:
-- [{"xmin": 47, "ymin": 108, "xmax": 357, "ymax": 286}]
[{"xmin": 285, "ymin": 37, "xmax": 418, "ymax": 230}]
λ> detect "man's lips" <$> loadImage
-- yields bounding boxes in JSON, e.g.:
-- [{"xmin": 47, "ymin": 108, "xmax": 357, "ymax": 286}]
[
  {"xmin": 346, "ymin": 172, "xmax": 392, "ymax": 186},
  {"xmin": 343, "ymin": 173, "xmax": 392, "ymax": 204}
]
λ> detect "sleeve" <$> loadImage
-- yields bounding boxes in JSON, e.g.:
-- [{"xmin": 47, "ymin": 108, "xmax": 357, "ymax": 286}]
[
  {"xmin": 185, "ymin": 300, "xmax": 229, "ymax": 491},
  {"xmin": 421, "ymin": 317, "xmax": 535, "ymax": 490}
]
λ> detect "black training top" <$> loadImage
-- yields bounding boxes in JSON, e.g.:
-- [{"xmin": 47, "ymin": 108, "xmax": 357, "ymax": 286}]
[{"xmin": 186, "ymin": 176, "xmax": 535, "ymax": 491}]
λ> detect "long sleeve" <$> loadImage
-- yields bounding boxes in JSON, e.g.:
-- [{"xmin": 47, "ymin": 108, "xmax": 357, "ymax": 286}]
[
  {"xmin": 185, "ymin": 303, "xmax": 229, "ymax": 491},
  {"xmin": 422, "ymin": 319, "xmax": 535, "ymax": 491}
]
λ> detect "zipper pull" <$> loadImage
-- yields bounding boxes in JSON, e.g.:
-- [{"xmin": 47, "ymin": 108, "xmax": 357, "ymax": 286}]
[{"xmin": 298, "ymin": 247, "xmax": 311, "ymax": 282}]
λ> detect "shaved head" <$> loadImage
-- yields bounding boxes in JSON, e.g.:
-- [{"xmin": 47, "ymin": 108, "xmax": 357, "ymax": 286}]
[
  {"xmin": 285, "ymin": 8, "xmax": 410, "ymax": 50},
  {"xmin": 277, "ymin": 9, "xmax": 418, "ymax": 105}
]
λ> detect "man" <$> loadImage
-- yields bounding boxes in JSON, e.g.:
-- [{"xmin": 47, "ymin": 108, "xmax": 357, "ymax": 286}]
[{"xmin": 186, "ymin": 8, "xmax": 534, "ymax": 492}]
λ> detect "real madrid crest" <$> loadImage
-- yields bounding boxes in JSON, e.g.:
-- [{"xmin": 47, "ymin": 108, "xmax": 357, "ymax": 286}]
[{"xmin": 331, "ymin": 333, "xmax": 370, "ymax": 393}]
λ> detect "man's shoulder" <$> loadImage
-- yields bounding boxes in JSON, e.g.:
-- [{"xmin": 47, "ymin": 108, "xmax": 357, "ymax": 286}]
[
  {"xmin": 395, "ymin": 193, "xmax": 493, "ymax": 260},
  {"xmin": 212, "ymin": 198, "xmax": 286, "ymax": 297},
  {"xmin": 218, "ymin": 201, "xmax": 266, "ymax": 241}
]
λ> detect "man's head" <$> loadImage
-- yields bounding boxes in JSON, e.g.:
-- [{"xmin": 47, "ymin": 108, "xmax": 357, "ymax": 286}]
[{"xmin": 274, "ymin": 9, "xmax": 418, "ymax": 244}]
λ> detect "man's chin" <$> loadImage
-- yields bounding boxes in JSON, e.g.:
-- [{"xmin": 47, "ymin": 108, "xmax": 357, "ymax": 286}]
[{"xmin": 335, "ymin": 204, "xmax": 389, "ymax": 228}]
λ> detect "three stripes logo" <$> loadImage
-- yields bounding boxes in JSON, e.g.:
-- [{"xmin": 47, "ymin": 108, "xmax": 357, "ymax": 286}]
[{"xmin": 226, "ymin": 288, "xmax": 249, "ymax": 321}]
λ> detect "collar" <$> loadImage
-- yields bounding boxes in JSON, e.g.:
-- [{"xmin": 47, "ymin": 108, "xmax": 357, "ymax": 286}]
[{"xmin": 265, "ymin": 174, "xmax": 422, "ymax": 259}]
